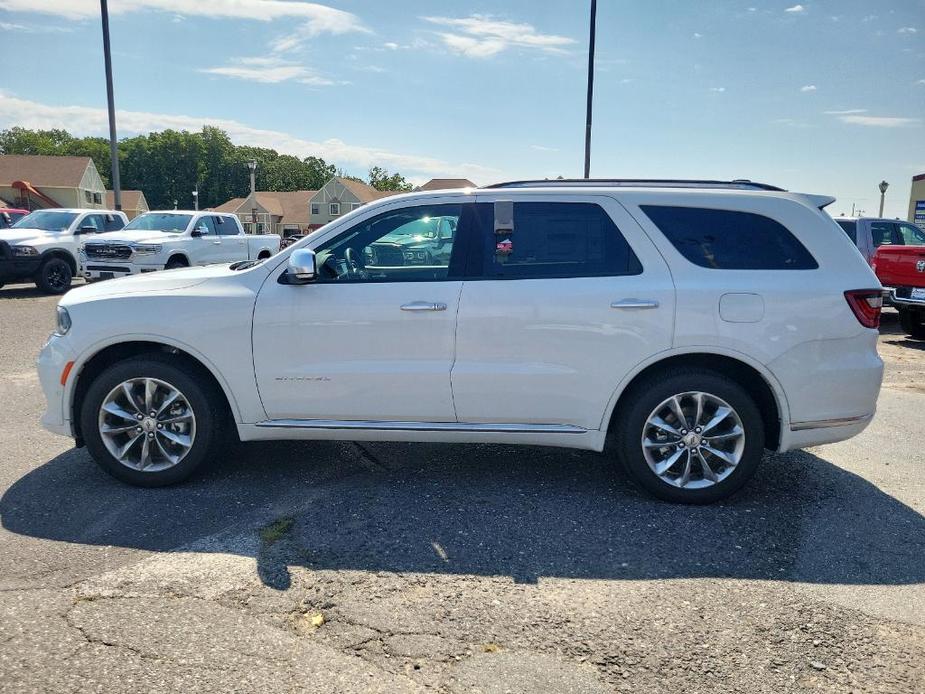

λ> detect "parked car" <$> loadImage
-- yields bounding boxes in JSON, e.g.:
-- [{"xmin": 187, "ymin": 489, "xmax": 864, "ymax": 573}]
[
  {"xmin": 0, "ymin": 208, "xmax": 128, "ymax": 293},
  {"xmin": 834, "ymin": 216, "xmax": 925, "ymax": 339},
  {"xmin": 0, "ymin": 208, "xmax": 29, "ymax": 229},
  {"xmin": 79, "ymin": 211, "xmax": 281, "ymax": 280},
  {"xmin": 280, "ymin": 233, "xmax": 306, "ymax": 250},
  {"xmin": 39, "ymin": 179, "xmax": 883, "ymax": 503}
]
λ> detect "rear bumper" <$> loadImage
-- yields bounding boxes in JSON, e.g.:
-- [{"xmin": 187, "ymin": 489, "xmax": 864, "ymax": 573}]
[
  {"xmin": 781, "ymin": 414, "xmax": 875, "ymax": 451},
  {"xmin": 890, "ymin": 287, "xmax": 925, "ymax": 307}
]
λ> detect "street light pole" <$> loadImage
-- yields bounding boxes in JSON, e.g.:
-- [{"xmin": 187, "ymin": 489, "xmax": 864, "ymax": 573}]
[
  {"xmin": 878, "ymin": 180, "xmax": 889, "ymax": 217},
  {"xmin": 192, "ymin": 188, "xmax": 198, "ymax": 211},
  {"xmin": 583, "ymin": 0, "xmax": 597, "ymax": 179},
  {"xmin": 100, "ymin": 0, "xmax": 121, "ymax": 211},
  {"xmin": 247, "ymin": 160, "xmax": 258, "ymax": 232}
]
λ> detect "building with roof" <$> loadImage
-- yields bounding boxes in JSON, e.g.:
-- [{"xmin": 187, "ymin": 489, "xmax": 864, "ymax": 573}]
[
  {"xmin": 415, "ymin": 178, "xmax": 477, "ymax": 191},
  {"xmin": 105, "ymin": 190, "xmax": 149, "ymax": 220},
  {"xmin": 212, "ymin": 177, "xmax": 404, "ymax": 236},
  {"xmin": 307, "ymin": 177, "xmax": 400, "ymax": 230},
  {"xmin": 212, "ymin": 189, "xmax": 318, "ymax": 236},
  {"xmin": 910, "ymin": 173, "xmax": 925, "ymax": 231},
  {"xmin": 0, "ymin": 154, "xmax": 107, "ymax": 210}
]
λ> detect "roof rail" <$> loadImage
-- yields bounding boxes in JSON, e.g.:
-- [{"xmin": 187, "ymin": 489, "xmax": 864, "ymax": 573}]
[{"xmin": 483, "ymin": 178, "xmax": 787, "ymax": 192}]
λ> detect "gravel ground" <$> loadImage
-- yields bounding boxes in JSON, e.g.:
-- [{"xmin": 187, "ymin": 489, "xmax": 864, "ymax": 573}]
[{"xmin": 0, "ymin": 283, "xmax": 923, "ymax": 693}]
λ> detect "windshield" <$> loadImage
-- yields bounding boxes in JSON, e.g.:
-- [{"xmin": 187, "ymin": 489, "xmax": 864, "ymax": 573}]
[
  {"xmin": 11, "ymin": 210, "xmax": 78, "ymax": 232},
  {"xmin": 123, "ymin": 213, "xmax": 193, "ymax": 233}
]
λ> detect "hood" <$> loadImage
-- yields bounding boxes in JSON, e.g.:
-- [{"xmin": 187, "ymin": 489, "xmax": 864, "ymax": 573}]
[
  {"xmin": 60, "ymin": 263, "xmax": 235, "ymax": 305},
  {"xmin": 0, "ymin": 227, "xmax": 58, "ymax": 246},
  {"xmin": 84, "ymin": 229, "xmax": 182, "ymax": 245}
]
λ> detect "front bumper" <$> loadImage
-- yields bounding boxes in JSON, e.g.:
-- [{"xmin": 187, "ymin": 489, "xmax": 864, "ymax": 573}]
[
  {"xmin": 37, "ymin": 333, "xmax": 77, "ymax": 438},
  {"xmin": 83, "ymin": 261, "xmax": 162, "ymax": 280},
  {"xmin": 0, "ymin": 255, "xmax": 42, "ymax": 283}
]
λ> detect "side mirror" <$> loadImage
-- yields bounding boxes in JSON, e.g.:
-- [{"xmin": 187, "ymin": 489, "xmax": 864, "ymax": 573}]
[
  {"xmin": 191, "ymin": 228, "xmax": 204, "ymax": 238},
  {"xmin": 77, "ymin": 226, "xmax": 97, "ymax": 234},
  {"xmin": 288, "ymin": 249, "xmax": 316, "ymax": 284}
]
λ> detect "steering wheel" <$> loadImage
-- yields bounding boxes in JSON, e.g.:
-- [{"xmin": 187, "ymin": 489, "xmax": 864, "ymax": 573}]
[{"xmin": 344, "ymin": 247, "xmax": 367, "ymax": 280}]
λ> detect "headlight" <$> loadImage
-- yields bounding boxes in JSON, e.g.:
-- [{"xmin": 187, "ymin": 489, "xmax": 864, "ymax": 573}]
[
  {"xmin": 132, "ymin": 244, "xmax": 162, "ymax": 255},
  {"xmin": 56, "ymin": 306, "xmax": 71, "ymax": 335},
  {"xmin": 12, "ymin": 245, "xmax": 39, "ymax": 257}
]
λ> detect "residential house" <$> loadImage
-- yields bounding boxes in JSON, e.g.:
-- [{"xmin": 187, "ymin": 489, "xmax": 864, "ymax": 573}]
[
  {"xmin": 0, "ymin": 154, "xmax": 107, "ymax": 210},
  {"xmin": 105, "ymin": 190, "xmax": 150, "ymax": 220},
  {"xmin": 307, "ymin": 177, "xmax": 400, "ymax": 230},
  {"xmin": 415, "ymin": 178, "xmax": 477, "ymax": 191},
  {"xmin": 212, "ymin": 190, "xmax": 317, "ymax": 236}
]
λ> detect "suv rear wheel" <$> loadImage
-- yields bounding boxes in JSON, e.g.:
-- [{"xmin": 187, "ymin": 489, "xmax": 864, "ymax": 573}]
[
  {"xmin": 615, "ymin": 368, "xmax": 765, "ymax": 504},
  {"xmin": 80, "ymin": 355, "xmax": 221, "ymax": 486}
]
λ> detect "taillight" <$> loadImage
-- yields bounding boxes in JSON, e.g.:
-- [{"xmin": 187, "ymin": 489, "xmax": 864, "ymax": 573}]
[{"xmin": 844, "ymin": 289, "xmax": 883, "ymax": 329}]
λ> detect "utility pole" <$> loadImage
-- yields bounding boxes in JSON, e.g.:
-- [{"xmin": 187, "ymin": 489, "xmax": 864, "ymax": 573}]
[
  {"xmin": 100, "ymin": 0, "xmax": 121, "ymax": 210},
  {"xmin": 583, "ymin": 0, "xmax": 597, "ymax": 179}
]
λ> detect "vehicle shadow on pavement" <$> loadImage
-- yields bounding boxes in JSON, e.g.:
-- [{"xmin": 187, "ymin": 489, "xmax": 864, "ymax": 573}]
[{"xmin": 3, "ymin": 440, "xmax": 924, "ymax": 590}]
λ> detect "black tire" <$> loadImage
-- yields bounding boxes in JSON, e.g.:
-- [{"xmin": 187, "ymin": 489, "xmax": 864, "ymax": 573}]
[
  {"xmin": 899, "ymin": 308, "xmax": 925, "ymax": 340},
  {"xmin": 80, "ymin": 354, "xmax": 223, "ymax": 487},
  {"xmin": 34, "ymin": 257, "xmax": 72, "ymax": 294},
  {"xmin": 165, "ymin": 256, "xmax": 188, "ymax": 270},
  {"xmin": 614, "ymin": 368, "xmax": 765, "ymax": 504}
]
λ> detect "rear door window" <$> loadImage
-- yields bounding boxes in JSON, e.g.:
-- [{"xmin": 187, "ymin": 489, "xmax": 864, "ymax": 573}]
[
  {"xmin": 869, "ymin": 221, "xmax": 896, "ymax": 247},
  {"xmin": 215, "ymin": 215, "xmax": 239, "ymax": 236},
  {"xmin": 641, "ymin": 205, "xmax": 818, "ymax": 270},
  {"xmin": 482, "ymin": 202, "xmax": 642, "ymax": 279}
]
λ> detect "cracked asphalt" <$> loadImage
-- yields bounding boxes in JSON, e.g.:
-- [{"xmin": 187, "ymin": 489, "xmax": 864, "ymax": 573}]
[{"xmin": 1, "ymin": 282, "xmax": 923, "ymax": 693}]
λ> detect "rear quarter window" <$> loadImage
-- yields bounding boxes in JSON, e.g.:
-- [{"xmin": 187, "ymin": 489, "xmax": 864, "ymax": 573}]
[{"xmin": 641, "ymin": 205, "xmax": 818, "ymax": 270}]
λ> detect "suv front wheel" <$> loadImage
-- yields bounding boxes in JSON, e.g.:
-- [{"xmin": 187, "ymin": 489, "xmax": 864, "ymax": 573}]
[
  {"xmin": 80, "ymin": 355, "xmax": 221, "ymax": 486},
  {"xmin": 615, "ymin": 368, "xmax": 765, "ymax": 504}
]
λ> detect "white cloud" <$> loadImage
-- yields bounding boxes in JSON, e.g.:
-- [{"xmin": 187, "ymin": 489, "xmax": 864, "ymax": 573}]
[
  {"xmin": 709, "ymin": 87, "xmax": 726, "ymax": 93},
  {"xmin": 898, "ymin": 27, "xmax": 918, "ymax": 34},
  {"xmin": 200, "ymin": 57, "xmax": 336, "ymax": 86},
  {"xmin": 784, "ymin": 4, "xmax": 805, "ymax": 13},
  {"xmin": 0, "ymin": 19, "xmax": 71, "ymax": 32},
  {"xmin": 772, "ymin": 118, "xmax": 810, "ymax": 128},
  {"xmin": 800, "ymin": 85, "xmax": 817, "ymax": 92},
  {"xmin": 0, "ymin": 0, "xmax": 363, "ymax": 26},
  {"xmin": 0, "ymin": 0, "xmax": 368, "ymax": 53},
  {"xmin": 823, "ymin": 109, "xmax": 867, "ymax": 115},
  {"xmin": 383, "ymin": 42, "xmax": 399, "ymax": 50},
  {"xmin": 0, "ymin": 93, "xmax": 500, "ymax": 181},
  {"xmin": 529, "ymin": 144, "xmax": 558, "ymax": 152},
  {"xmin": 693, "ymin": 32, "xmax": 703, "ymax": 39},
  {"xmin": 917, "ymin": 79, "xmax": 925, "ymax": 86},
  {"xmin": 837, "ymin": 114, "xmax": 920, "ymax": 127},
  {"xmin": 423, "ymin": 15, "xmax": 576, "ymax": 58}
]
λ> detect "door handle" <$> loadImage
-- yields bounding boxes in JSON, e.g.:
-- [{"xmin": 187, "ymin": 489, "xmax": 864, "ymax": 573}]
[
  {"xmin": 611, "ymin": 298, "xmax": 659, "ymax": 309},
  {"xmin": 212, "ymin": 240, "xmax": 221, "ymax": 245},
  {"xmin": 400, "ymin": 301, "xmax": 447, "ymax": 312}
]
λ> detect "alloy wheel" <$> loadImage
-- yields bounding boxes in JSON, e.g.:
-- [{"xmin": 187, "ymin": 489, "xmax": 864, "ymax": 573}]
[
  {"xmin": 641, "ymin": 391, "xmax": 745, "ymax": 489},
  {"xmin": 97, "ymin": 377, "xmax": 197, "ymax": 472}
]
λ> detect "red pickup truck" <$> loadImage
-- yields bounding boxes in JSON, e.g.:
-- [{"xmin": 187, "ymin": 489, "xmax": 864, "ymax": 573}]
[{"xmin": 835, "ymin": 217, "xmax": 925, "ymax": 339}]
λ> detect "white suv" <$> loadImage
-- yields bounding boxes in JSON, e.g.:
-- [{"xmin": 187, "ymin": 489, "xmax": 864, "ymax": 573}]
[{"xmin": 38, "ymin": 180, "xmax": 884, "ymax": 503}]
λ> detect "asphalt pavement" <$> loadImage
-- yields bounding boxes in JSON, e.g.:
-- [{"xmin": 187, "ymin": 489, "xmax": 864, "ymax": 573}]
[{"xmin": 1, "ymin": 282, "xmax": 923, "ymax": 693}]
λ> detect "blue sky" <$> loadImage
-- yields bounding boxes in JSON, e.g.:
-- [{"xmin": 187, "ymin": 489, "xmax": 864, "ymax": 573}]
[{"xmin": 0, "ymin": 0, "xmax": 922, "ymax": 217}]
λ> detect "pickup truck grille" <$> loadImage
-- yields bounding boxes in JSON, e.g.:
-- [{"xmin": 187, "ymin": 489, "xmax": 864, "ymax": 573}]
[{"xmin": 84, "ymin": 243, "xmax": 133, "ymax": 260}]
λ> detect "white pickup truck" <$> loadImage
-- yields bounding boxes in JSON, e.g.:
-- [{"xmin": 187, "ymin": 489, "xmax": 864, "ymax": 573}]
[
  {"xmin": 80, "ymin": 210, "xmax": 280, "ymax": 280},
  {"xmin": 0, "ymin": 208, "xmax": 128, "ymax": 294}
]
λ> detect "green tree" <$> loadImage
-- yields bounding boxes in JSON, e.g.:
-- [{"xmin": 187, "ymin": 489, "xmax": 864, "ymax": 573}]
[{"xmin": 367, "ymin": 166, "xmax": 413, "ymax": 192}]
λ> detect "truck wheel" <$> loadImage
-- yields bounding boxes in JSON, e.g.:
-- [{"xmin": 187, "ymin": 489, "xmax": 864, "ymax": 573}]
[
  {"xmin": 80, "ymin": 354, "xmax": 222, "ymax": 486},
  {"xmin": 35, "ymin": 257, "xmax": 72, "ymax": 294},
  {"xmin": 165, "ymin": 257, "xmax": 188, "ymax": 270},
  {"xmin": 899, "ymin": 308, "xmax": 925, "ymax": 340},
  {"xmin": 614, "ymin": 368, "xmax": 765, "ymax": 504}
]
